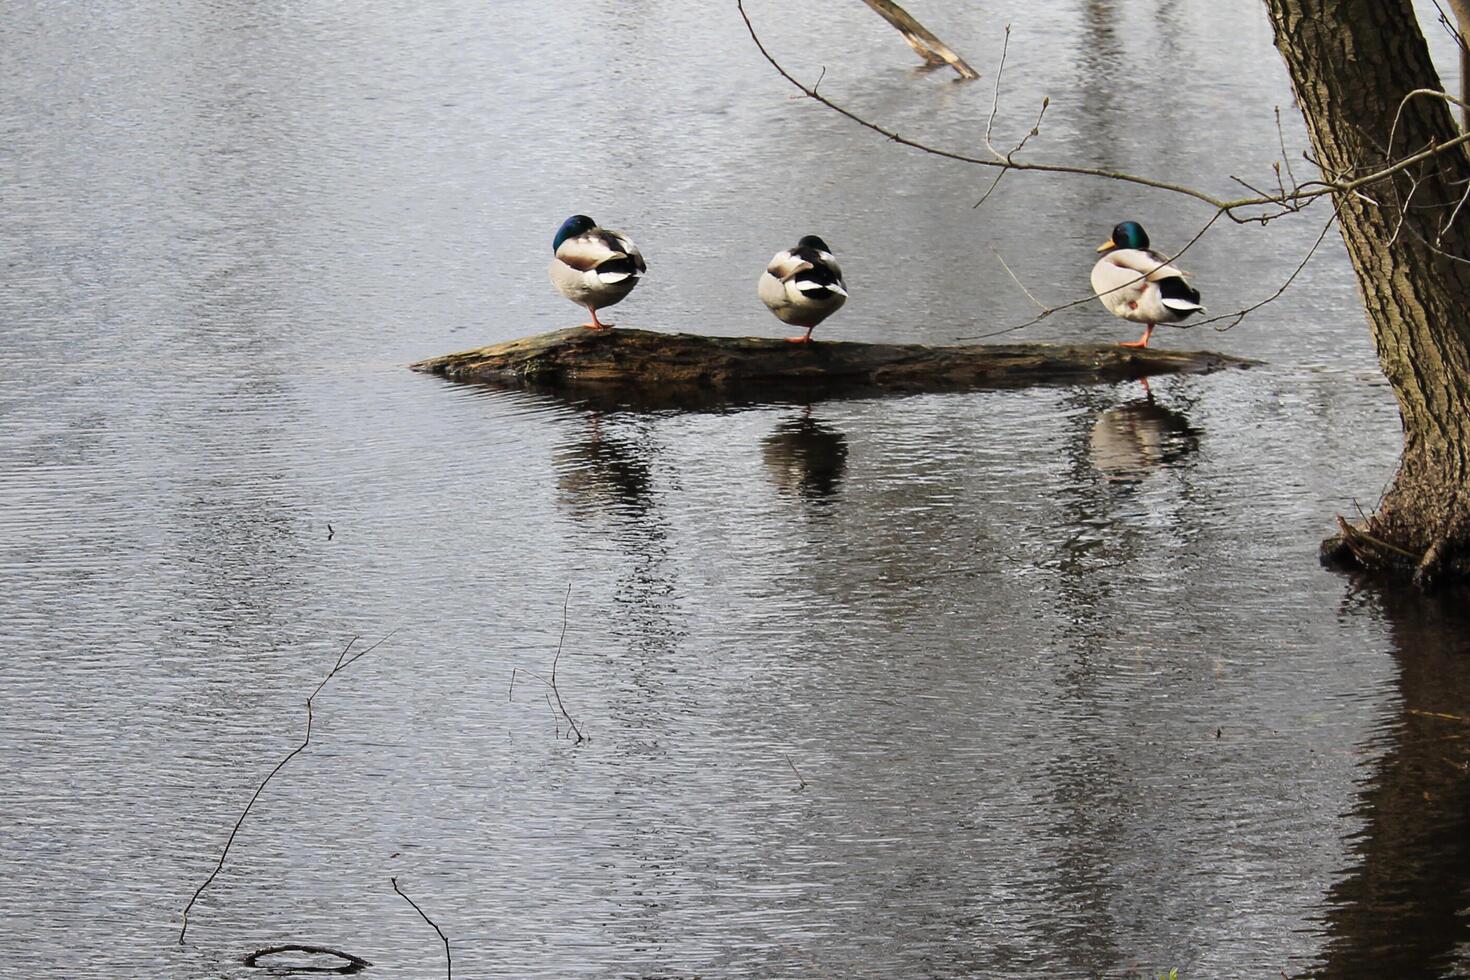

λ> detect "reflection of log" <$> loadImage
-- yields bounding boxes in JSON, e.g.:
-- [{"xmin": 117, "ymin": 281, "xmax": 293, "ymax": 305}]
[
  {"xmin": 411, "ymin": 328, "xmax": 1255, "ymax": 405},
  {"xmin": 859, "ymin": 0, "xmax": 980, "ymax": 79}
]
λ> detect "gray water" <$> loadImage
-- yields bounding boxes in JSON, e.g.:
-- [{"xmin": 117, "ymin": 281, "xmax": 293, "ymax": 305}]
[{"xmin": 4, "ymin": 1, "xmax": 1470, "ymax": 977}]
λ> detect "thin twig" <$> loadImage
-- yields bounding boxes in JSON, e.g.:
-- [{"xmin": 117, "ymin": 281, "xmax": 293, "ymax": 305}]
[
  {"xmin": 991, "ymin": 248, "xmax": 1048, "ymax": 310},
  {"xmin": 392, "ymin": 877, "xmax": 452, "ymax": 980},
  {"xmin": 1410, "ymin": 708, "xmax": 1470, "ymax": 723},
  {"xmin": 179, "ymin": 630, "xmax": 398, "ymax": 944},
  {"xmin": 982, "ymin": 26, "xmax": 1011, "ymax": 159},
  {"xmin": 509, "ymin": 586, "xmax": 586, "ymax": 743},
  {"xmin": 785, "ymin": 754, "xmax": 808, "ymax": 791},
  {"xmin": 1204, "ymin": 206, "xmax": 1340, "ymax": 331},
  {"xmin": 1277, "ymin": 106, "xmax": 1300, "ymax": 196},
  {"xmin": 548, "ymin": 583, "xmax": 585, "ymax": 744}
]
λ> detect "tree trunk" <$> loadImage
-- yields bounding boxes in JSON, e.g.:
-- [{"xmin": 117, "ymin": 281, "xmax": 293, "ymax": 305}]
[{"xmin": 1265, "ymin": 0, "xmax": 1470, "ymax": 586}]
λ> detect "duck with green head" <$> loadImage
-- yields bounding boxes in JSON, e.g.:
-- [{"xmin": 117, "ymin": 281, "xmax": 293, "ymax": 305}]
[
  {"xmin": 1090, "ymin": 221, "xmax": 1204, "ymax": 348},
  {"xmin": 549, "ymin": 214, "xmax": 646, "ymax": 330}
]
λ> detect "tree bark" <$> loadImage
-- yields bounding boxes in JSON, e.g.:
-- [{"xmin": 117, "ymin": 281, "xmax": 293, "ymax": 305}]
[
  {"xmin": 411, "ymin": 328, "xmax": 1252, "ymax": 409},
  {"xmin": 1264, "ymin": 0, "xmax": 1470, "ymax": 586}
]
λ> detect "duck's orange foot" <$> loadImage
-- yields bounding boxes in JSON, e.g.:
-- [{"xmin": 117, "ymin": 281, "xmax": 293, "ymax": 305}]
[
  {"xmin": 582, "ymin": 322, "xmax": 615, "ymax": 331},
  {"xmin": 1118, "ymin": 339, "xmax": 1149, "ymax": 348}
]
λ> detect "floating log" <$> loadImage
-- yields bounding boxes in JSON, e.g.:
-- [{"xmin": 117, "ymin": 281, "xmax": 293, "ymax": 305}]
[{"xmin": 410, "ymin": 328, "xmax": 1256, "ymax": 408}]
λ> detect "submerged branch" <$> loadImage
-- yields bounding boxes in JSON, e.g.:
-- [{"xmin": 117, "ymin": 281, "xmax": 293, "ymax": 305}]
[
  {"xmin": 392, "ymin": 877, "xmax": 452, "ymax": 980},
  {"xmin": 178, "ymin": 631, "xmax": 398, "ymax": 944},
  {"xmin": 507, "ymin": 584, "xmax": 586, "ymax": 743},
  {"xmin": 859, "ymin": 0, "xmax": 979, "ymax": 79}
]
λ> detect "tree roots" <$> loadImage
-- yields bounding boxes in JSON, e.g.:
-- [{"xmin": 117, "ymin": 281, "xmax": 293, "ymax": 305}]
[{"xmin": 1322, "ymin": 513, "xmax": 1469, "ymax": 590}]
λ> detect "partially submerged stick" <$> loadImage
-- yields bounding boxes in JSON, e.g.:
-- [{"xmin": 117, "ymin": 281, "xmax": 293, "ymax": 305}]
[
  {"xmin": 392, "ymin": 877, "xmax": 452, "ymax": 980},
  {"xmin": 179, "ymin": 631, "xmax": 397, "ymax": 944},
  {"xmin": 859, "ymin": 0, "xmax": 979, "ymax": 79}
]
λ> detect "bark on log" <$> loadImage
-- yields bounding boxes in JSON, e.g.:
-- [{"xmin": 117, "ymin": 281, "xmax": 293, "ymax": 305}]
[{"xmin": 410, "ymin": 328, "xmax": 1255, "ymax": 407}]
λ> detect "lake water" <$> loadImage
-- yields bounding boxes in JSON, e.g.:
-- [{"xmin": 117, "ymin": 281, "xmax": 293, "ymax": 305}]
[{"xmin": 4, "ymin": 0, "xmax": 1470, "ymax": 977}]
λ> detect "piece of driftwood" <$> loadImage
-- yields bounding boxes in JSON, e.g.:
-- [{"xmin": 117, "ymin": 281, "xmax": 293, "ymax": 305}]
[
  {"xmin": 411, "ymin": 328, "xmax": 1255, "ymax": 408},
  {"xmin": 860, "ymin": 0, "xmax": 980, "ymax": 79}
]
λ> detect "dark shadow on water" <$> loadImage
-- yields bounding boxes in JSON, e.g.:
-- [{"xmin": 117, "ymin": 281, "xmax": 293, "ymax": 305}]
[
  {"xmin": 1309, "ymin": 583, "xmax": 1470, "ymax": 979},
  {"xmin": 761, "ymin": 408, "xmax": 849, "ymax": 504}
]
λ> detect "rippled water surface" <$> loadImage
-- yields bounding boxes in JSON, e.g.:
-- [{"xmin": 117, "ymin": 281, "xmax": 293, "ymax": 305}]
[{"xmin": 4, "ymin": 1, "xmax": 1470, "ymax": 977}]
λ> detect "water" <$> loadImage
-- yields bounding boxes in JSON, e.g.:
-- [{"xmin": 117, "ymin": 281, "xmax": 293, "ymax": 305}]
[{"xmin": 3, "ymin": 0, "xmax": 1469, "ymax": 976}]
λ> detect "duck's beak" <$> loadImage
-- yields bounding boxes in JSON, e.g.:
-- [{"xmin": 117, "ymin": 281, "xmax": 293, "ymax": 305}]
[{"xmin": 1095, "ymin": 239, "xmax": 1115, "ymax": 253}]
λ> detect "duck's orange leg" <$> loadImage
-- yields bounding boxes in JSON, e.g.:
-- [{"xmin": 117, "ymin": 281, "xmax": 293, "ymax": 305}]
[{"xmin": 1119, "ymin": 324, "xmax": 1154, "ymax": 348}]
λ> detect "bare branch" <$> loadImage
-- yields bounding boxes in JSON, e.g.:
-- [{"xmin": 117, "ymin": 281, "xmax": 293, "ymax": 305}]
[
  {"xmin": 508, "ymin": 585, "xmax": 586, "ymax": 743},
  {"xmin": 991, "ymin": 248, "xmax": 1048, "ymax": 310},
  {"xmin": 785, "ymin": 754, "xmax": 808, "ymax": 791},
  {"xmin": 736, "ymin": 0, "xmax": 1235, "ymax": 209},
  {"xmin": 1205, "ymin": 207, "xmax": 1340, "ymax": 331},
  {"xmin": 179, "ymin": 631, "xmax": 398, "ymax": 944},
  {"xmin": 392, "ymin": 877, "xmax": 452, "ymax": 980},
  {"xmin": 548, "ymin": 583, "xmax": 585, "ymax": 744},
  {"xmin": 737, "ymin": 1, "xmax": 1470, "ymax": 221},
  {"xmin": 1276, "ymin": 106, "xmax": 1300, "ymax": 192},
  {"xmin": 982, "ymin": 25, "xmax": 1012, "ymax": 160}
]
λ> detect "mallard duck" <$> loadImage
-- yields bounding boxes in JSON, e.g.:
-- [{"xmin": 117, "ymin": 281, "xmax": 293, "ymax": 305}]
[
  {"xmin": 549, "ymin": 215, "xmax": 646, "ymax": 330},
  {"xmin": 1091, "ymin": 221, "xmax": 1204, "ymax": 348},
  {"xmin": 758, "ymin": 235, "xmax": 848, "ymax": 343}
]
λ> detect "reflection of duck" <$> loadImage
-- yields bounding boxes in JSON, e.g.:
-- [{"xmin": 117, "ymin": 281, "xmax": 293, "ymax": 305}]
[
  {"xmin": 1088, "ymin": 397, "xmax": 1198, "ymax": 481},
  {"xmin": 762, "ymin": 412, "xmax": 849, "ymax": 501},
  {"xmin": 554, "ymin": 416, "xmax": 654, "ymax": 516}
]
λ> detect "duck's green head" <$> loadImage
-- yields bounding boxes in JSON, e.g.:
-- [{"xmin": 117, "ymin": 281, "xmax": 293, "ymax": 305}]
[
  {"xmin": 798, "ymin": 234, "xmax": 833, "ymax": 253},
  {"xmin": 1097, "ymin": 221, "xmax": 1150, "ymax": 253},
  {"xmin": 554, "ymin": 214, "xmax": 596, "ymax": 252}
]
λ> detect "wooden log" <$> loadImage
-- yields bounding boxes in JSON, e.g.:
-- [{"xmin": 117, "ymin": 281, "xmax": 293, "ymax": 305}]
[{"xmin": 410, "ymin": 328, "xmax": 1256, "ymax": 408}]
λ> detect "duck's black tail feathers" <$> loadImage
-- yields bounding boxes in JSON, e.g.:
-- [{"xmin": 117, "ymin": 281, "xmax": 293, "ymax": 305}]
[{"xmin": 1158, "ymin": 275, "xmax": 1203, "ymax": 317}]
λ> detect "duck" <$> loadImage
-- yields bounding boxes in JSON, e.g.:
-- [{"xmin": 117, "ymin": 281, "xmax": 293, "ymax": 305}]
[
  {"xmin": 1090, "ymin": 221, "xmax": 1204, "ymax": 348},
  {"xmin": 758, "ymin": 235, "xmax": 848, "ymax": 343},
  {"xmin": 549, "ymin": 215, "xmax": 646, "ymax": 330}
]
